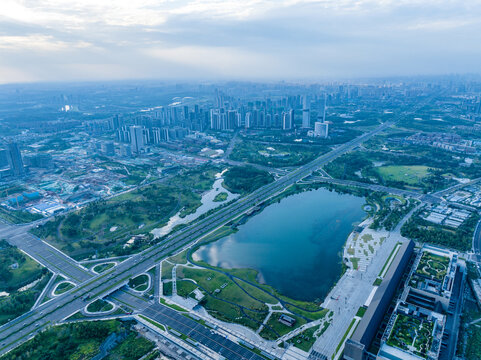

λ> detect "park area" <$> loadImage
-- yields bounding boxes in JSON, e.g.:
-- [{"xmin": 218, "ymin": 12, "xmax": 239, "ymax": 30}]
[
  {"xmin": 30, "ymin": 166, "xmax": 222, "ymax": 259},
  {"xmin": 323, "ymin": 147, "xmax": 480, "ymax": 192},
  {"xmin": 162, "ymin": 235, "xmax": 330, "ymax": 342}
]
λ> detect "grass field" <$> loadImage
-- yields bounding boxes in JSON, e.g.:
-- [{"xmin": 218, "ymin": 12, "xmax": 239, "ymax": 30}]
[
  {"xmin": 176, "ymin": 280, "xmax": 198, "ymax": 298},
  {"xmin": 128, "ymin": 274, "xmax": 149, "ymax": 292},
  {"xmin": 53, "ymin": 281, "xmax": 75, "ymax": 295},
  {"xmin": 93, "ymin": 262, "xmax": 116, "ymax": 273},
  {"xmin": 177, "ymin": 266, "xmax": 269, "ymax": 330},
  {"xmin": 86, "ymin": 298, "xmax": 113, "ymax": 313},
  {"xmin": 375, "ymin": 165, "xmax": 431, "ymax": 185},
  {"xmin": 288, "ymin": 323, "xmax": 330, "ymax": 352},
  {"xmin": 161, "ymin": 261, "xmax": 174, "ymax": 280},
  {"xmin": 260, "ymin": 313, "xmax": 307, "ymax": 340}
]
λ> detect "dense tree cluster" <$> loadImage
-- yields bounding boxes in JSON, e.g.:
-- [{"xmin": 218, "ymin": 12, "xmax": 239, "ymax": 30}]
[{"xmin": 223, "ymin": 166, "xmax": 274, "ymax": 194}]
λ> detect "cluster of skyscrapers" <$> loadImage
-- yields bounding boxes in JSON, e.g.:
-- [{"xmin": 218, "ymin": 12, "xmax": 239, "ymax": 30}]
[{"xmin": 88, "ymin": 91, "xmax": 332, "ymax": 157}]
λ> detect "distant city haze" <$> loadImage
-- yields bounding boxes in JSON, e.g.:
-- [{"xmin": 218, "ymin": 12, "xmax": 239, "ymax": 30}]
[{"xmin": 1, "ymin": 0, "xmax": 481, "ymax": 83}]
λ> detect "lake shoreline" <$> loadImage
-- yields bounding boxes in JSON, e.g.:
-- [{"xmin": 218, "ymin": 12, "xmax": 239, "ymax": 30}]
[{"xmin": 192, "ymin": 186, "xmax": 367, "ymax": 302}]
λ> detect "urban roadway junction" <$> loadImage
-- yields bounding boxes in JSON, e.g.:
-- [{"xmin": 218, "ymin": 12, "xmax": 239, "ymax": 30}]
[{"xmin": 0, "ymin": 119, "xmax": 422, "ymax": 360}]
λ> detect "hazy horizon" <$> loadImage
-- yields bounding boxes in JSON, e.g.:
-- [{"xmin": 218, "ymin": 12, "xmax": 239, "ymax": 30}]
[{"xmin": 1, "ymin": 0, "xmax": 481, "ymax": 84}]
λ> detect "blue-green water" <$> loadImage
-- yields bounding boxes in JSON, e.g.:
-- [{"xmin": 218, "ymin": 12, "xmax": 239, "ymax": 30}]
[{"xmin": 193, "ymin": 188, "xmax": 366, "ymax": 301}]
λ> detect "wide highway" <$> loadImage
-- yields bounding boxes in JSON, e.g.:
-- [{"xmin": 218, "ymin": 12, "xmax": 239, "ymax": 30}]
[{"xmin": 0, "ymin": 121, "xmax": 391, "ymax": 356}]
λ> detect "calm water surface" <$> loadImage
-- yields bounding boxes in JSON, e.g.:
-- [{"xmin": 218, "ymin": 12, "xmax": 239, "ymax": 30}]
[{"xmin": 193, "ymin": 188, "xmax": 366, "ymax": 301}]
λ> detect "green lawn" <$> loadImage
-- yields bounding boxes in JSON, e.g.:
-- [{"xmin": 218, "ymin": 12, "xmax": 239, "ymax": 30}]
[
  {"xmin": 168, "ymin": 250, "xmax": 189, "ymax": 265},
  {"xmin": 139, "ymin": 315, "xmax": 166, "ymax": 331},
  {"xmin": 128, "ymin": 274, "xmax": 149, "ymax": 292},
  {"xmin": 199, "ymin": 226, "xmax": 237, "ymax": 244},
  {"xmin": 159, "ymin": 298, "xmax": 187, "ymax": 312},
  {"xmin": 86, "ymin": 299, "xmax": 113, "ymax": 313},
  {"xmin": 179, "ymin": 267, "xmax": 267, "ymax": 311},
  {"xmin": 177, "ymin": 266, "xmax": 270, "ymax": 330},
  {"xmin": 53, "ymin": 281, "xmax": 75, "ymax": 295},
  {"xmin": 376, "ymin": 165, "xmax": 431, "ymax": 185},
  {"xmin": 288, "ymin": 323, "xmax": 330, "ymax": 352},
  {"xmin": 284, "ymin": 305, "xmax": 329, "ymax": 321},
  {"xmin": 261, "ymin": 313, "xmax": 307, "ymax": 340},
  {"xmin": 162, "ymin": 281, "xmax": 172, "ymax": 296},
  {"xmin": 93, "ymin": 262, "xmax": 115, "ymax": 273},
  {"xmin": 176, "ymin": 280, "xmax": 198, "ymax": 298},
  {"xmin": 161, "ymin": 261, "xmax": 174, "ymax": 280}
]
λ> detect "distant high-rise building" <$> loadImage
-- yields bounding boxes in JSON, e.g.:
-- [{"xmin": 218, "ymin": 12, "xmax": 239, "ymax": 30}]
[
  {"xmin": 121, "ymin": 144, "xmax": 132, "ymax": 157},
  {"xmin": 314, "ymin": 121, "xmax": 329, "ymax": 138},
  {"xmin": 110, "ymin": 114, "xmax": 121, "ymax": 130},
  {"xmin": 129, "ymin": 125, "xmax": 144, "ymax": 154},
  {"xmin": 282, "ymin": 110, "xmax": 293, "ymax": 130},
  {"xmin": 101, "ymin": 141, "xmax": 115, "ymax": 156},
  {"xmin": 227, "ymin": 110, "xmax": 237, "ymax": 130},
  {"xmin": 320, "ymin": 94, "xmax": 327, "ymax": 123},
  {"xmin": 245, "ymin": 112, "xmax": 251, "ymax": 129},
  {"xmin": 152, "ymin": 127, "xmax": 170, "ymax": 143},
  {"xmin": 302, "ymin": 96, "xmax": 310, "ymax": 128},
  {"xmin": 6, "ymin": 142, "xmax": 25, "ymax": 177}
]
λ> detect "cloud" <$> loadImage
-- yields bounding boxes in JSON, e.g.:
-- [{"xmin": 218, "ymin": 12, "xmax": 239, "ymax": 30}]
[
  {"xmin": 0, "ymin": 34, "xmax": 93, "ymax": 51},
  {"xmin": 0, "ymin": 0, "xmax": 480, "ymax": 83}
]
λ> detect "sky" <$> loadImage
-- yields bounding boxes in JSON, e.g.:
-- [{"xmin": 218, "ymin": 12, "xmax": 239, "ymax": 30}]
[{"xmin": 0, "ymin": 0, "xmax": 481, "ymax": 84}]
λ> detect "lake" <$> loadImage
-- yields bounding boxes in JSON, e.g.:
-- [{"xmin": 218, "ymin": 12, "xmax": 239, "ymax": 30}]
[{"xmin": 193, "ymin": 188, "xmax": 366, "ymax": 301}]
